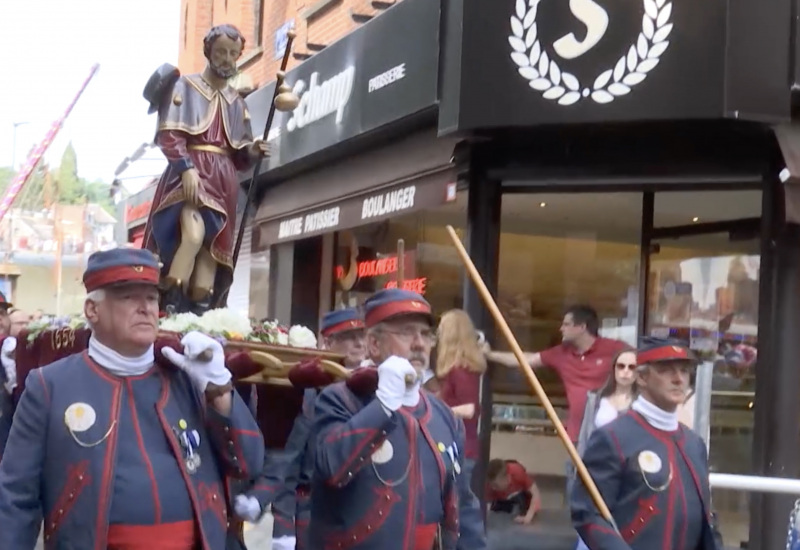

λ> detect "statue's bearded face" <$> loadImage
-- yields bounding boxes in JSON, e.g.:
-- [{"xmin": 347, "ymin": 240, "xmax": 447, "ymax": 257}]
[{"xmin": 208, "ymin": 34, "xmax": 243, "ymax": 79}]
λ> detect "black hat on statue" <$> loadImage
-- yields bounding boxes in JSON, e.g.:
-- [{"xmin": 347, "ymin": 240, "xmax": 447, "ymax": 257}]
[{"xmin": 143, "ymin": 63, "xmax": 181, "ymax": 115}]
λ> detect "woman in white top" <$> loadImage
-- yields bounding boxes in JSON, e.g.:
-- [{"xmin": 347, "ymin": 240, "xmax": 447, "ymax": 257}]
[{"xmin": 574, "ymin": 348, "xmax": 637, "ymax": 550}]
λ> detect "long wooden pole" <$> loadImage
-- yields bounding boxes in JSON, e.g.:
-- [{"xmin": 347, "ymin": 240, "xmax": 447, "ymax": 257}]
[
  {"xmin": 444, "ymin": 224, "xmax": 616, "ymax": 525},
  {"xmin": 396, "ymin": 238, "xmax": 405, "ymax": 287}
]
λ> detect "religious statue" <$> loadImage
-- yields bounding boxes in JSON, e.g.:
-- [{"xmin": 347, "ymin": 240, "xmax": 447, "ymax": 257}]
[{"xmin": 143, "ymin": 24, "xmax": 269, "ymax": 314}]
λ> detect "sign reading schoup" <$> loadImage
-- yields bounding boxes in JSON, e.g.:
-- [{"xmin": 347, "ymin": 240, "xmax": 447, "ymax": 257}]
[{"xmin": 286, "ymin": 67, "xmax": 356, "ymax": 131}]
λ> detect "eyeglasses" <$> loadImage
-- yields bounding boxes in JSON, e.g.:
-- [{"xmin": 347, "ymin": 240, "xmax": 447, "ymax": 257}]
[
  {"xmin": 616, "ymin": 363, "xmax": 637, "ymax": 371},
  {"xmin": 380, "ymin": 327, "xmax": 437, "ymax": 345}
]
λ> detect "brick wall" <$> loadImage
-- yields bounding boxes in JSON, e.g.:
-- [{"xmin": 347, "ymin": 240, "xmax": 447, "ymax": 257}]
[{"xmin": 178, "ymin": 0, "xmax": 400, "ymax": 89}]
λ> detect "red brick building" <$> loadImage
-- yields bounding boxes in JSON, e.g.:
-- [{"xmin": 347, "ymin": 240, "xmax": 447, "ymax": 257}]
[{"xmin": 178, "ymin": 0, "xmax": 397, "ymax": 88}]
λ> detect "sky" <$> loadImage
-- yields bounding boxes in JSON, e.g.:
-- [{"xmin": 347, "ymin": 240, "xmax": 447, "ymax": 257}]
[{"xmin": 0, "ymin": 0, "xmax": 179, "ymax": 194}]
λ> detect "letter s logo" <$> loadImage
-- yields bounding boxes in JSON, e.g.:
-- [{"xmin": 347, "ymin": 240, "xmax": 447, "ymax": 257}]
[{"xmin": 553, "ymin": 0, "xmax": 609, "ymax": 60}]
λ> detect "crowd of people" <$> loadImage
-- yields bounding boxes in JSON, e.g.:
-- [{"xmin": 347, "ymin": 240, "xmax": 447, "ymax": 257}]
[{"xmin": 0, "ymin": 245, "xmax": 724, "ymax": 549}]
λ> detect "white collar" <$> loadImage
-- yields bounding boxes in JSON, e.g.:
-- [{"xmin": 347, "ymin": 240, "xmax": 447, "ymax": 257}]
[
  {"xmin": 631, "ymin": 396, "xmax": 679, "ymax": 431},
  {"xmin": 88, "ymin": 336, "xmax": 154, "ymax": 377}
]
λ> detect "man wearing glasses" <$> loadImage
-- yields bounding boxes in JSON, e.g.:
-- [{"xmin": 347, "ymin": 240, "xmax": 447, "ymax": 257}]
[
  {"xmin": 570, "ymin": 338, "xmax": 722, "ymax": 550},
  {"xmin": 235, "ymin": 308, "xmax": 367, "ymax": 550},
  {"xmin": 309, "ymin": 289, "xmax": 487, "ymax": 549}
]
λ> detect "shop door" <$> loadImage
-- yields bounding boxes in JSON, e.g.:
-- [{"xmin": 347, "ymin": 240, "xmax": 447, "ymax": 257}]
[{"xmin": 645, "ymin": 218, "xmax": 760, "ymax": 548}]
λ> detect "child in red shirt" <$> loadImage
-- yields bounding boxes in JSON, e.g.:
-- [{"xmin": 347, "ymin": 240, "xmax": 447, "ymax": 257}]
[{"xmin": 486, "ymin": 459, "xmax": 542, "ymax": 524}]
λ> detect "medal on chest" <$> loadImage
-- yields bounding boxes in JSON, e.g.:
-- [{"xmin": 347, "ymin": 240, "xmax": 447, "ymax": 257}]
[
  {"xmin": 174, "ymin": 418, "xmax": 202, "ymax": 474},
  {"xmin": 637, "ymin": 450, "xmax": 672, "ymax": 492}
]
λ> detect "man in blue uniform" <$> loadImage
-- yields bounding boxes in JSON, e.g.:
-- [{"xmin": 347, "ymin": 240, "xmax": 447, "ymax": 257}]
[
  {"xmin": 309, "ymin": 288, "xmax": 487, "ymax": 549},
  {"xmin": 235, "ymin": 307, "xmax": 367, "ymax": 550},
  {"xmin": 0, "ymin": 335, "xmax": 15, "ymax": 462},
  {"xmin": 571, "ymin": 338, "xmax": 722, "ymax": 550},
  {"xmin": 0, "ymin": 248, "xmax": 265, "ymax": 549}
]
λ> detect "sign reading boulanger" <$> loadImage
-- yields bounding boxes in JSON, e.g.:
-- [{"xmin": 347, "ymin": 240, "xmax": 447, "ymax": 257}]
[{"xmin": 261, "ymin": 178, "xmax": 457, "ymax": 244}]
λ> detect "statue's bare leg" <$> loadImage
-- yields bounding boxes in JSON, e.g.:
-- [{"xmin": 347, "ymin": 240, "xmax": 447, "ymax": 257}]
[
  {"xmin": 166, "ymin": 205, "xmax": 205, "ymax": 290},
  {"xmin": 189, "ymin": 247, "xmax": 216, "ymax": 305}
]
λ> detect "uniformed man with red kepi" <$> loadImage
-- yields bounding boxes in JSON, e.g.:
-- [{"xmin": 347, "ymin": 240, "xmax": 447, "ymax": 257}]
[
  {"xmin": 0, "ymin": 248, "xmax": 265, "ymax": 549},
  {"xmin": 309, "ymin": 289, "xmax": 487, "ymax": 549},
  {"xmin": 571, "ymin": 338, "xmax": 723, "ymax": 550},
  {"xmin": 236, "ymin": 307, "xmax": 367, "ymax": 550}
]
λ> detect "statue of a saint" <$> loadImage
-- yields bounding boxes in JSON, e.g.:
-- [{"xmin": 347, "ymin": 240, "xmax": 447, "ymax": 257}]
[{"xmin": 145, "ymin": 24, "xmax": 268, "ymax": 314}]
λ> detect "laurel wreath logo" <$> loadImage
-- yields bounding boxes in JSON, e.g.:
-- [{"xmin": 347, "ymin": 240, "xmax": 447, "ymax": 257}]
[{"xmin": 508, "ymin": 0, "xmax": 673, "ymax": 105}]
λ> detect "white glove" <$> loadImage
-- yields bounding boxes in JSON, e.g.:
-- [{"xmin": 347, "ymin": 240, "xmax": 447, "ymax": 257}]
[
  {"xmin": 376, "ymin": 356, "xmax": 418, "ymax": 411},
  {"xmin": 1, "ymin": 337, "xmax": 16, "ymax": 394},
  {"xmin": 234, "ymin": 494, "xmax": 262, "ymax": 522},
  {"xmin": 272, "ymin": 536, "xmax": 297, "ymax": 550},
  {"xmin": 161, "ymin": 331, "xmax": 231, "ymax": 392}
]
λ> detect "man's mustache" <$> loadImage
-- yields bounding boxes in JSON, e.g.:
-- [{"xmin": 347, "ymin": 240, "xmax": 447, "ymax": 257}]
[{"xmin": 409, "ymin": 353, "xmax": 427, "ymax": 364}]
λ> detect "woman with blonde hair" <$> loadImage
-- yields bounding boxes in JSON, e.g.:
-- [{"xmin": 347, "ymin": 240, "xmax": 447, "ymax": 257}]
[{"xmin": 436, "ymin": 309, "xmax": 487, "ymax": 483}]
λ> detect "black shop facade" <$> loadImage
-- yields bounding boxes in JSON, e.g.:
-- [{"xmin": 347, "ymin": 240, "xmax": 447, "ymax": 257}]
[{"xmin": 245, "ymin": 0, "xmax": 800, "ymax": 547}]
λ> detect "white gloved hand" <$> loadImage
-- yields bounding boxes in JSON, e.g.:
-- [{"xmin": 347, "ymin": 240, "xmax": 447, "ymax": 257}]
[
  {"xmin": 1, "ymin": 337, "xmax": 17, "ymax": 394},
  {"xmin": 376, "ymin": 355, "xmax": 417, "ymax": 411},
  {"xmin": 233, "ymin": 494, "xmax": 262, "ymax": 522},
  {"xmin": 271, "ymin": 536, "xmax": 297, "ymax": 550},
  {"xmin": 161, "ymin": 331, "xmax": 231, "ymax": 393}
]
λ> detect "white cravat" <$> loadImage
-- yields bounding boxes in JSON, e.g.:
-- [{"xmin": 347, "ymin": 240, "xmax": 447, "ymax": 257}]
[
  {"xmin": 88, "ymin": 336, "xmax": 154, "ymax": 377},
  {"xmin": 631, "ymin": 396, "xmax": 679, "ymax": 431}
]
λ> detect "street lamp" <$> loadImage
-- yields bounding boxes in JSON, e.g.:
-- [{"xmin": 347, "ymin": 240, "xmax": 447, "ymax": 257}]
[{"xmin": 11, "ymin": 121, "xmax": 30, "ymax": 170}]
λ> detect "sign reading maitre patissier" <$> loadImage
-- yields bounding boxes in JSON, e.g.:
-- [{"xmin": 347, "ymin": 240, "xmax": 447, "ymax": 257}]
[{"xmin": 276, "ymin": 185, "xmax": 419, "ymax": 240}]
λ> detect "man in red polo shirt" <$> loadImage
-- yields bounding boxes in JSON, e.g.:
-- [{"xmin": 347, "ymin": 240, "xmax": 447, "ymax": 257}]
[{"xmin": 486, "ymin": 305, "xmax": 627, "ymax": 444}]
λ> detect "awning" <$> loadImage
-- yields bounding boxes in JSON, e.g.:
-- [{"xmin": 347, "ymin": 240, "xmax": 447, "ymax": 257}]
[{"xmin": 254, "ymin": 129, "xmax": 459, "ymax": 245}]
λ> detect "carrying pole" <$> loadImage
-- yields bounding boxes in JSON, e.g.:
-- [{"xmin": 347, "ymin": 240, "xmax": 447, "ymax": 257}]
[{"xmin": 444, "ymin": 224, "xmax": 616, "ymax": 526}]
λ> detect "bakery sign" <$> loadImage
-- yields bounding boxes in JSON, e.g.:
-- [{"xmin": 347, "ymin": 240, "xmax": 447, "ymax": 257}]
[{"xmin": 262, "ymin": 179, "xmax": 457, "ymax": 244}]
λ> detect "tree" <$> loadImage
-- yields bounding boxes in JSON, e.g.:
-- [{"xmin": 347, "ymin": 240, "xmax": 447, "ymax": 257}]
[
  {"xmin": 55, "ymin": 142, "xmax": 82, "ymax": 203},
  {"xmin": 0, "ymin": 143, "xmax": 115, "ymax": 215}
]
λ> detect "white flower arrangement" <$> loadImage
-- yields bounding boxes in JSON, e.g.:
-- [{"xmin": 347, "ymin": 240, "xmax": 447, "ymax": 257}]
[
  {"xmin": 159, "ymin": 308, "xmax": 317, "ymax": 349},
  {"xmin": 25, "ymin": 315, "xmax": 88, "ymax": 344},
  {"xmin": 288, "ymin": 325, "xmax": 317, "ymax": 348}
]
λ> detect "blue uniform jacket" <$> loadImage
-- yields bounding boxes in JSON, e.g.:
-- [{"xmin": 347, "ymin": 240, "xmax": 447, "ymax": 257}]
[
  {"xmin": 310, "ymin": 382, "xmax": 487, "ymax": 550},
  {"xmin": 246, "ymin": 388, "xmax": 315, "ymax": 546},
  {"xmin": 0, "ymin": 385, "xmax": 12, "ymax": 462},
  {"xmin": 0, "ymin": 351, "xmax": 265, "ymax": 550},
  {"xmin": 571, "ymin": 411, "xmax": 722, "ymax": 550}
]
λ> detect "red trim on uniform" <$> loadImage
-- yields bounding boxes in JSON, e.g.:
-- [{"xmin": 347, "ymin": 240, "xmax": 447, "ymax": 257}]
[
  {"xmin": 414, "ymin": 524, "xmax": 439, "ymax": 550},
  {"xmin": 36, "ymin": 369, "xmax": 50, "ymax": 405},
  {"xmin": 233, "ymin": 428, "xmax": 261, "ymax": 438},
  {"xmin": 398, "ymin": 408, "xmax": 420, "ymax": 550},
  {"xmin": 94, "ymin": 378, "xmax": 123, "ymax": 550},
  {"xmin": 620, "ymin": 495, "xmax": 660, "ymax": 543},
  {"xmin": 155, "ymin": 373, "xmax": 211, "ymax": 550},
  {"xmin": 365, "ymin": 300, "xmax": 431, "ymax": 327},
  {"xmin": 322, "ymin": 486, "xmax": 401, "ymax": 550},
  {"xmin": 107, "ymin": 520, "xmax": 197, "ymax": 549},
  {"xmin": 84, "ymin": 264, "xmax": 160, "ymax": 292},
  {"xmin": 45, "ymin": 460, "xmax": 92, "ymax": 540},
  {"xmin": 198, "ymin": 481, "xmax": 227, "ymax": 529},
  {"xmin": 126, "ymin": 379, "xmax": 162, "ymax": 523},
  {"xmin": 637, "ymin": 346, "xmax": 690, "ymax": 365},
  {"xmin": 321, "ymin": 319, "xmax": 365, "ymax": 336}
]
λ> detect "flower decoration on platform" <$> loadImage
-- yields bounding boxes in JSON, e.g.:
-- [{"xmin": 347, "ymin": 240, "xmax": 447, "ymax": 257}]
[
  {"xmin": 158, "ymin": 308, "xmax": 317, "ymax": 349},
  {"xmin": 25, "ymin": 315, "xmax": 87, "ymax": 344}
]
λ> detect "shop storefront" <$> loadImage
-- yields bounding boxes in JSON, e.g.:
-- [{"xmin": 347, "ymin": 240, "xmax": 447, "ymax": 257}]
[
  {"xmin": 245, "ymin": 0, "xmax": 464, "ymax": 330},
  {"xmin": 434, "ymin": 0, "xmax": 797, "ymax": 548},
  {"xmin": 245, "ymin": 0, "xmax": 799, "ymax": 546}
]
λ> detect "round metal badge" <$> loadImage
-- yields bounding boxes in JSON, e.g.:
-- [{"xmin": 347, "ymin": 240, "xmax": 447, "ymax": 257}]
[
  {"xmin": 64, "ymin": 403, "xmax": 97, "ymax": 433},
  {"xmin": 638, "ymin": 450, "xmax": 663, "ymax": 474},
  {"xmin": 371, "ymin": 440, "xmax": 394, "ymax": 465}
]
